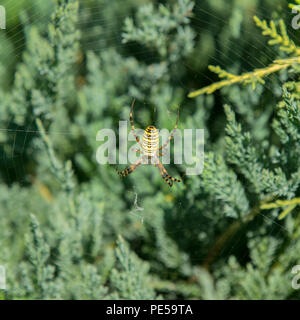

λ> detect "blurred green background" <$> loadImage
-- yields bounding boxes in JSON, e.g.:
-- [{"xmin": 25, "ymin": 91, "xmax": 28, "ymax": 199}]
[{"xmin": 0, "ymin": 0, "xmax": 299, "ymax": 299}]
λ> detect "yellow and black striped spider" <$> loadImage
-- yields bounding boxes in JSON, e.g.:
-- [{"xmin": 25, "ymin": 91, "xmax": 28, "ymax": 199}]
[{"xmin": 115, "ymin": 99, "xmax": 181, "ymax": 187}]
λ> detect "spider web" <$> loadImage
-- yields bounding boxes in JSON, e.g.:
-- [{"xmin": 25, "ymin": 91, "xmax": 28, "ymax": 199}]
[
  {"xmin": 0, "ymin": 0, "xmax": 297, "ymax": 299},
  {"xmin": 118, "ymin": 1, "xmax": 295, "ymax": 268}
]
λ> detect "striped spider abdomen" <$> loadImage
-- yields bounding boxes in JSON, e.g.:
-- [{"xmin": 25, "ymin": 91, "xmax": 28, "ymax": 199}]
[{"xmin": 142, "ymin": 125, "xmax": 159, "ymax": 157}]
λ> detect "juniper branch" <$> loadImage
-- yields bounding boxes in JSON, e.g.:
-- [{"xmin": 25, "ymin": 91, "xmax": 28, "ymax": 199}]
[
  {"xmin": 188, "ymin": 57, "xmax": 300, "ymax": 97},
  {"xmin": 188, "ymin": 17, "xmax": 300, "ymax": 98},
  {"xmin": 202, "ymin": 195, "xmax": 274, "ymax": 269},
  {"xmin": 261, "ymin": 198, "xmax": 300, "ymax": 220}
]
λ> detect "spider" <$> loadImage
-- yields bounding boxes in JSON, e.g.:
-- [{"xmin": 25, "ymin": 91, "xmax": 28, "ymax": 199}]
[{"xmin": 115, "ymin": 99, "xmax": 181, "ymax": 187}]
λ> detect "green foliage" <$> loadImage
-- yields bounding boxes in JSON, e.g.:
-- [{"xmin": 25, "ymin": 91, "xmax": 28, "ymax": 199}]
[
  {"xmin": 0, "ymin": 0, "xmax": 299, "ymax": 300},
  {"xmin": 122, "ymin": 0, "xmax": 195, "ymax": 62},
  {"xmin": 110, "ymin": 236, "xmax": 156, "ymax": 299}
]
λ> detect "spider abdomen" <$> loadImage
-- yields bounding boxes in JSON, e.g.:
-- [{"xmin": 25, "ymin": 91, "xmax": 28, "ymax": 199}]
[{"xmin": 142, "ymin": 125, "xmax": 159, "ymax": 156}]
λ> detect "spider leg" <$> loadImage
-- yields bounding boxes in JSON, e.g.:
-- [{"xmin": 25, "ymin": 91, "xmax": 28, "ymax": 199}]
[
  {"xmin": 159, "ymin": 110, "xmax": 179, "ymax": 151},
  {"xmin": 115, "ymin": 157, "xmax": 144, "ymax": 178},
  {"xmin": 157, "ymin": 164, "xmax": 173, "ymax": 187},
  {"xmin": 156, "ymin": 158, "xmax": 181, "ymax": 187},
  {"xmin": 129, "ymin": 98, "xmax": 143, "ymax": 148}
]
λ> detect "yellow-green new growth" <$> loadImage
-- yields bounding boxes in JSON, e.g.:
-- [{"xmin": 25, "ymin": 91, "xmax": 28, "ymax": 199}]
[
  {"xmin": 289, "ymin": 1, "xmax": 300, "ymax": 10},
  {"xmin": 261, "ymin": 198, "xmax": 300, "ymax": 220},
  {"xmin": 188, "ymin": 16, "xmax": 300, "ymax": 98},
  {"xmin": 253, "ymin": 17, "xmax": 299, "ymax": 55}
]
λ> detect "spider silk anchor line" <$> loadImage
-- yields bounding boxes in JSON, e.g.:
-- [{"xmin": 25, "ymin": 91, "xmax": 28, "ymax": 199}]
[{"xmin": 96, "ymin": 100, "xmax": 205, "ymax": 183}]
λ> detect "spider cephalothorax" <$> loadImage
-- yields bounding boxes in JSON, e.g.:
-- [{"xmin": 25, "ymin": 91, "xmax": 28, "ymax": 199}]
[{"xmin": 115, "ymin": 99, "xmax": 181, "ymax": 187}]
